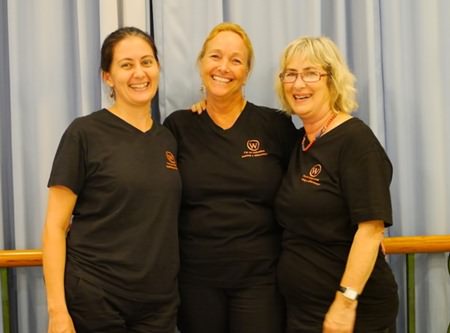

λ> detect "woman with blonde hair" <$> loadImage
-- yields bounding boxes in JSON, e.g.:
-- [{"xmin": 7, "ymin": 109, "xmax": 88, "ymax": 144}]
[
  {"xmin": 274, "ymin": 36, "xmax": 398, "ymax": 332},
  {"xmin": 164, "ymin": 22, "xmax": 298, "ymax": 333}
]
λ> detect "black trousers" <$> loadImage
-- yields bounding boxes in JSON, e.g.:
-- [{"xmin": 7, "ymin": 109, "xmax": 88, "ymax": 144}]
[
  {"xmin": 177, "ymin": 281, "xmax": 285, "ymax": 333},
  {"xmin": 65, "ymin": 274, "xmax": 178, "ymax": 333},
  {"xmin": 285, "ymin": 300, "xmax": 397, "ymax": 333},
  {"xmin": 285, "ymin": 322, "xmax": 396, "ymax": 333}
]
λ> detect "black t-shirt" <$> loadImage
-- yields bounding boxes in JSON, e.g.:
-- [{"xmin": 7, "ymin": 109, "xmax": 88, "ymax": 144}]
[
  {"xmin": 48, "ymin": 109, "xmax": 181, "ymax": 301},
  {"xmin": 164, "ymin": 102, "xmax": 298, "ymax": 287},
  {"xmin": 275, "ymin": 117, "xmax": 398, "ymax": 328}
]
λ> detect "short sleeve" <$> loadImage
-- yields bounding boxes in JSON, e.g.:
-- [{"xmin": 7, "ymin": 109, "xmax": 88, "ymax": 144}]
[
  {"xmin": 48, "ymin": 124, "xmax": 86, "ymax": 194},
  {"xmin": 341, "ymin": 131, "xmax": 393, "ymax": 227}
]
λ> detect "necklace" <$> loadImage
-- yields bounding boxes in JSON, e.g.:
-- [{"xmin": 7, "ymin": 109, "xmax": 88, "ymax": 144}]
[{"xmin": 301, "ymin": 111, "xmax": 338, "ymax": 152}]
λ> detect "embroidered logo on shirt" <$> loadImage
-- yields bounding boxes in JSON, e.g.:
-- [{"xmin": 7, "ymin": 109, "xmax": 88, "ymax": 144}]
[
  {"xmin": 165, "ymin": 151, "xmax": 178, "ymax": 170},
  {"xmin": 300, "ymin": 163, "xmax": 321, "ymax": 186},
  {"xmin": 241, "ymin": 139, "xmax": 268, "ymax": 158}
]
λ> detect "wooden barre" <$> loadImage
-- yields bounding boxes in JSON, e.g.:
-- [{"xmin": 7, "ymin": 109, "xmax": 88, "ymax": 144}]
[
  {"xmin": 0, "ymin": 249, "xmax": 43, "ymax": 267},
  {"xmin": 1, "ymin": 235, "xmax": 449, "ymax": 267},
  {"xmin": 383, "ymin": 235, "xmax": 450, "ymax": 254}
]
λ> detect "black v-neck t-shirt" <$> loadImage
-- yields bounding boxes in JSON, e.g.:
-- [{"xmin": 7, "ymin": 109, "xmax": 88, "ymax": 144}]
[
  {"xmin": 275, "ymin": 118, "xmax": 398, "ymax": 329},
  {"xmin": 48, "ymin": 109, "xmax": 181, "ymax": 301},
  {"xmin": 164, "ymin": 102, "xmax": 298, "ymax": 287}
]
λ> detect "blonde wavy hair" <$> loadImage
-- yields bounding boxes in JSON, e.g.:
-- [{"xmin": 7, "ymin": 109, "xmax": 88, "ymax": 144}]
[
  {"xmin": 197, "ymin": 22, "xmax": 254, "ymax": 72},
  {"xmin": 275, "ymin": 36, "xmax": 358, "ymax": 115}
]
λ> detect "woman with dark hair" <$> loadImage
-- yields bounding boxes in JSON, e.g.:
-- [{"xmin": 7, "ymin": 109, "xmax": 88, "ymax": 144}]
[{"xmin": 42, "ymin": 27, "xmax": 181, "ymax": 333}]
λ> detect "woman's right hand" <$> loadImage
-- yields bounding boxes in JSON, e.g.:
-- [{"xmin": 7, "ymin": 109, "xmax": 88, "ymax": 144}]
[
  {"xmin": 190, "ymin": 100, "xmax": 207, "ymax": 114},
  {"xmin": 48, "ymin": 311, "xmax": 76, "ymax": 333}
]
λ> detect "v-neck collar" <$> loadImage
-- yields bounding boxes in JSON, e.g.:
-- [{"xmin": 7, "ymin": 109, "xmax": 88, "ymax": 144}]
[
  {"xmin": 104, "ymin": 108, "xmax": 154, "ymax": 134},
  {"xmin": 203, "ymin": 102, "xmax": 249, "ymax": 134}
]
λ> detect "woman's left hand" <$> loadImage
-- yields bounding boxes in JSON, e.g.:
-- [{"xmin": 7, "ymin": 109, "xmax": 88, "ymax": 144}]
[{"xmin": 322, "ymin": 292, "xmax": 357, "ymax": 333}]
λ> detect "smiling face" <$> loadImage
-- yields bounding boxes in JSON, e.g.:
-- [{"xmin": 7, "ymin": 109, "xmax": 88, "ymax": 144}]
[
  {"xmin": 282, "ymin": 55, "xmax": 331, "ymax": 120},
  {"xmin": 199, "ymin": 31, "xmax": 249, "ymax": 100},
  {"xmin": 103, "ymin": 36, "xmax": 159, "ymax": 108}
]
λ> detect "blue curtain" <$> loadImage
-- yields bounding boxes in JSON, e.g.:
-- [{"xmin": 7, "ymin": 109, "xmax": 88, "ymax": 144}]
[
  {"xmin": 1, "ymin": 0, "xmax": 449, "ymax": 331},
  {"xmin": 381, "ymin": 1, "xmax": 450, "ymax": 331}
]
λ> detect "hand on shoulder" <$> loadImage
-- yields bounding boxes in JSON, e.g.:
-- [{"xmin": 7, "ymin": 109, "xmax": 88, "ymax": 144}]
[{"xmin": 190, "ymin": 100, "xmax": 207, "ymax": 114}]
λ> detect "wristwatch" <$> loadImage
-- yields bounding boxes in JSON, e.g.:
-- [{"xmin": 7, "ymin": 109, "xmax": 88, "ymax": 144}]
[{"xmin": 338, "ymin": 286, "xmax": 359, "ymax": 300}]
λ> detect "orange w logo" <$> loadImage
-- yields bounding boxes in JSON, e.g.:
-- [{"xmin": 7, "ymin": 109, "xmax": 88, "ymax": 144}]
[{"xmin": 246, "ymin": 140, "xmax": 260, "ymax": 151}]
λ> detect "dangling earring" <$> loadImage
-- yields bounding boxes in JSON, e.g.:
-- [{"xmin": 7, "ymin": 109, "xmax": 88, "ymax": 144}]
[
  {"xmin": 109, "ymin": 87, "xmax": 115, "ymax": 99},
  {"xmin": 200, "ymin": 85, "xmax": 206, "ymax": 99}
]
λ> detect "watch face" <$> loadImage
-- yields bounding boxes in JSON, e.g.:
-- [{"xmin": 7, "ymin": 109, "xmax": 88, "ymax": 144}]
[{"xmin": 339, "ymin": 286, "xmax": 359, "ymax": 300}]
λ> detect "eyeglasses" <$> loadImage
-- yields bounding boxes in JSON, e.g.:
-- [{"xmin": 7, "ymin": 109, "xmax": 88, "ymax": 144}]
[{"xmin": 279, "ymin": 71, "xmax": 329, "ymax": 84}]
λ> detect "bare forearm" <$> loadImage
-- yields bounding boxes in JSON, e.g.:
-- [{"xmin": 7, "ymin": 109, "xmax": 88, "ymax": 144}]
[
  {"xmin": 42, "ymin": 186, "xmax": 77, "ymax": 316},
  {"xmin": 340, "ymin": 221, "xmax": 384, "ymax": 293},
  {"xmin": 323, "ymin": 221, "xmax": 385, "ymax": 332},
  {"xmin": 42, "ymin": 225, "xmax": 69, "ymax": 315}
]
